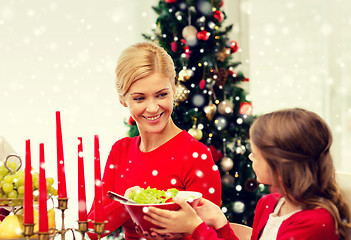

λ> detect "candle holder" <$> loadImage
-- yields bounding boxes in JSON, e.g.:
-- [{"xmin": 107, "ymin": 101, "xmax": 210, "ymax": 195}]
[
  {"xmin": 38, "ymin": 232, "xmax": 50, "ymax": 240},
  {"xmin": 23, "ymin": 223, "xmax": 35, "ymax": 240},
  {"xmin": 90, "ymin": 221, "xmax": 108, "ymax": 240},
  {"xmin": 21, "ymin": 197, "xmax": 95, "ymax": 240},
  {"xmin": 77, "ymin": 220, "xmax": 89, "ymax": 239}
]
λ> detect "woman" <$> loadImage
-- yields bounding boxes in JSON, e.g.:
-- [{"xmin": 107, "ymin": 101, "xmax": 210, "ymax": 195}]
[
  {"xmin": 87, "ymin": 42, "xmax": 222, "ymax": 240},
  {"xmin": 144, "ymin": 108, "xmax": 351, "ymax": 240}
]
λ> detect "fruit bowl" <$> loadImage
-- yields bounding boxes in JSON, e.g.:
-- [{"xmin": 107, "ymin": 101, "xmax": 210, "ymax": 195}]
[{"xmin": 121, "ymin": 191, "xmax": 202, "ymax": 232}]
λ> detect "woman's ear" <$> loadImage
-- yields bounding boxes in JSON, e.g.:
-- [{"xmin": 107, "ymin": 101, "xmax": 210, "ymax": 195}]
[{"xmin": 119, "ymin": 96, "xmax": 128, "ymax": 107}]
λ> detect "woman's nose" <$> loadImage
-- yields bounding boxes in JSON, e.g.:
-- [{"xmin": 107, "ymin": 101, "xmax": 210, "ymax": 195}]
[{"xmin": 146, "ymin": 99, "xmax": 159, "ymax": 112}]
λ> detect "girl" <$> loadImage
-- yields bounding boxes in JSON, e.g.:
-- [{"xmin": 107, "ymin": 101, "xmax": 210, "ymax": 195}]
[
  {"xmin": 144, "ymin": 108, "xmax": 351, "ymax": 240},
  {"xmin": 87, "ymin": 42, "xmax": 222, "ymax": 240}
]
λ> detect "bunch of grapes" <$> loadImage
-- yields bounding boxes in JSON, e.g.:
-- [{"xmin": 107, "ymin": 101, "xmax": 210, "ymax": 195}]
[{"xmin": 0, "ymin": 161, "xmax": 57, "ymax": 200}]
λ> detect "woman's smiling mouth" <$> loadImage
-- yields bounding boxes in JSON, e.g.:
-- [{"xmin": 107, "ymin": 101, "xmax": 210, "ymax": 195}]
[{"xmin": 144, "ymin": 113, "xmax": 163, "ymax": 121}]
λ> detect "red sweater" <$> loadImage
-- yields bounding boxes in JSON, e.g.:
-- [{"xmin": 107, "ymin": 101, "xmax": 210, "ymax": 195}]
[
  {"xmin": 192, "ymin": 193, "xmax": 339, "ymax": 240},
  {"xmin": 88, "ymin": 130, "xmax": 222, "ymax": 240}
]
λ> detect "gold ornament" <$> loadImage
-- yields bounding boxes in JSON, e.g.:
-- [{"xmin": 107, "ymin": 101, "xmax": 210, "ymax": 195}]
[
  {"xmin": 220, "ymin": 156, "xmax": 234, "ymax": 171},
  {"xmin": 178, "ymin": 68, "xmax": 193, "ymax": 81},
  {"xmin": 218, "ymin": 100, "xmax": 234, "ymax": 115},
  {"xmin": 174, "ymin": 83, "xmax": 189, "ymax": 102},
  {"xmin": 188, "ymin": 127, "xmax": 203, "ymax": 140},
  {"xmin": 182, "ymin": 25, "xmax": 198, "ymax": 41},
  {"xmin": 204, "ymin": 102, "xmax": 217, "ymax": 121}
]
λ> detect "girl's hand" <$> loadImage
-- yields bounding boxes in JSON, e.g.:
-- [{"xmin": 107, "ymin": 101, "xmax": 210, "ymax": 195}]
[
  {"xmin": 143, "ymin": 197, "xmax": 203, "ymax": 235},
  {"xmin": 193, "ymin": 197, "xmax": 228, "ymax": 229}
]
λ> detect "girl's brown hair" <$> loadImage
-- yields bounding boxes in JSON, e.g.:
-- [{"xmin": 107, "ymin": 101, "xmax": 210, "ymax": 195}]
[
  {"xmin": 249, "ymin": 108, "xmax": 351, "ymax": 239},
  {"xmin": 115, "ymin": 42, "xmax": 176, "ymax": 99}
]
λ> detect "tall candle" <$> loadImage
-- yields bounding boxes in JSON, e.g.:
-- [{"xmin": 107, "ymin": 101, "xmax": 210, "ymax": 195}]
[
  {"xmin": 94, "ymin": 135, "xmax": 104, "ymax": 222},
  {"xmin": 78, "ymin": 137, "xmax": 87, "ymax": 221},
  {"xmin": 56, "ymin": 111, "xmax": 67, "ymax": 198},
  {"xmin": 38, "ymin": 143, "xmax": 48, "ymax": 233},
  {"xmin": 24, "ymin": 139, "xmax": 34, "ymax": 224}
]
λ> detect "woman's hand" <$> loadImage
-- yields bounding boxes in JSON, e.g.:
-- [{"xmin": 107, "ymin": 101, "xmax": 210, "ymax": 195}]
[
  {"xmin": 143, "ymin": 197, "xmax": 203, "ymax": 235},
  {"xmin": 193, "ymin": 197, "xmax": 227, "ymax": 229}
]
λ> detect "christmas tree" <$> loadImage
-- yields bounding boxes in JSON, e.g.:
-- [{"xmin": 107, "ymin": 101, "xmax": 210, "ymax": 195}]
[{"xmin": 126, "ymin": 0, "xmax": 268, "ymax": 226}]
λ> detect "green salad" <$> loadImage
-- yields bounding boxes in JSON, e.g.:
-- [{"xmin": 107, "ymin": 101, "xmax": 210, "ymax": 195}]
[{"xmin": 128, "ymin": 187, "xmax": 179, "ymax": 204}]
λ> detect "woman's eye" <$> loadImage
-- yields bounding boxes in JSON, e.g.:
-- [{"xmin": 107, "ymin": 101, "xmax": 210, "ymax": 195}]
[
  {"xmin": 158, "ymin": 93, "xmax": 168, "ymax": 98},
  {"xmin": 133, "ymin": 97, "xmax": 144, "ymax": 101}
]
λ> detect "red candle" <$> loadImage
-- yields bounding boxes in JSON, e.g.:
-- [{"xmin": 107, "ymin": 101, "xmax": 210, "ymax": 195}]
[
  {"xmin": 78, "ymin": 137, "xmax": 87, "ymax": 221},
  {"xmin": 24, "ymin": 139, "xmax": 34, "ymax": 224},
  {"xmin": 38, "ymin": 143, "xmax": 48, "ymax": 233},
  {"xmin": 94, "ymin": 135, "xmax": 104, "ymax": 222},
  {"xmin": 56, "ymin": 111, "xmax": 67, "ymax": 198}
]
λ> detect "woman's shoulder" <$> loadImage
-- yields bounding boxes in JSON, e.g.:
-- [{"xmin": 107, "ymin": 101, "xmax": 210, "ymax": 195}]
[
  {"xmin": 110, "ymin": 135, "xmax": 140, "ymax": 151},
  {"xmin": 176, "ymin": 130, "xmax": 210, "ymax": 150}
]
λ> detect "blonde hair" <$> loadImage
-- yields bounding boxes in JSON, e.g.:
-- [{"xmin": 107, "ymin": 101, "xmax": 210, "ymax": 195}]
[
  {"xmin": 249, "ymin": 108, "xmax": 351, "ymax": 240},
  {"xmin": 115, "ymin": 42, "xmax": 176, "ymax": 98}
]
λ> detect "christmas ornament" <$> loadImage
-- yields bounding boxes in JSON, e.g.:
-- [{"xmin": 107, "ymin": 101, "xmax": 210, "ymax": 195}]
[
  {"xmin": 209, "ymin": 145, "xmax": 223, "ymax": 163},
  {"xmin": 165, "ymin": 0, "xmax": 177, "ymax": 3},
  {"xmin": 197, "ymin": 30, "xmax": 210, "ymax": 41},
  {"xmin": 188, "ymin": 127, "xmax": 203, "ymax": 140},
  {"xmin": 239, "ymin": 102, "xmax": 253, "ymax": 115},
  {"xmin": 222, "ymin": 174, "xmax": 234, "ymax": 185},
  {"xmin": 204, "ymin": 102, "xmax": 216, "ymax": 121},
  {"xmin": 212, "ymin": 67, "xmax": 228, "ymax": 88},
  {"xmin": 233, "ymin": 200, "xmax": 245, "ymax": 214},
  {"xmin": 235, "ymin": 140, "xmax": 246, "ymax": 155},
  {"xmin": 214, "ymin": 116, "xmax": 227, "ymax": 130},
  {"xmin": 218, "ymin": 100, "xmax": 234, "ymax": 115},
  {"xmin": 199, "ymin": 79, "xmax": 206, "ymax": 90},
  {"xmin": 217, "ymin": 48, "xmax": 231, "ymax": 61},
  {"xmin": 127, "ymin": 116, "xmax": 136, "ymax": 126},
  {"xmin": 171, "ymin": 41, "xmax": 177, "ymax": 52},
  {"xmin": 230, "ymin": 40, "xmax": 239, "ymax": 53},
  {"xmin": 192, "ymin": 94, "xmax": 206, "ymax": 107},
  {"xmin": 245, "ymin": 178, "xmax": 259, "ymax": 192},
  {"xmin": 178, "ymin": 68, "xmax": 192, "ymax": 81},
  {"xmin": 213, "ymin": 10, "xmax": 224, "ymax": 22},
  {"xmin": 220, "ymin": 156, "xmax": 233, "ymax": 171},
  {"xmin": 181, "ymin": 39, "xmax": 191, "ymax": 57},
  {"xmin": 174, "ymin": 83, "xmax": 189, "ymax": 102},
  {"xmin": 182, "ymin": 25, "xmax": 198, "ymax": 41}
]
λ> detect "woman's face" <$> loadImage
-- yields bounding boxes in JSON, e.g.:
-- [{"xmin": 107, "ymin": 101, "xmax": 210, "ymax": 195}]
[
  {"xmin": 121, "ymin": 72, "xmax": 175, "ymax": 135},
  {"xmin": 249, "ymin": 142, "xmax": 273, "ymax": 185}
]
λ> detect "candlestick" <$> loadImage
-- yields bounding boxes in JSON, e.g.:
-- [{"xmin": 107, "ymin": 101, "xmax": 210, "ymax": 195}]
[
  {"xmin": 24, "ymin": 139, "xmax": 34, "ymax": 224},
  {"xmin": 78, "ymin": 137, "xmax": 87, "ymax": 222},
  {"xmin": 56, "ymin": 111, "xmax": 67, "ymax": 198},
  {"xmin": 94, "ymin": 135, "xmax": 104, "ymax": 223},
  {"xmin": 39, "ymin": 143, "xmax": 48, "ymax": 233}
]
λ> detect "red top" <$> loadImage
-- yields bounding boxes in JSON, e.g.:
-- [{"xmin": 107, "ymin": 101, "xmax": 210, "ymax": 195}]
[
  {"xmin": 88, "ymin": 130, "xmax": 222, "ymax": 240},
  {"xmin": 192, "ymin": 193, "xmax": 339, "ymax": 240}
]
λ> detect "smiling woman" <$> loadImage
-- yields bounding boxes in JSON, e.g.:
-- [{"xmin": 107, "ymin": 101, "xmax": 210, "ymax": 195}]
[{"xmin": 87, "ymin": 42, "xmax": 222, "ymax": 240}]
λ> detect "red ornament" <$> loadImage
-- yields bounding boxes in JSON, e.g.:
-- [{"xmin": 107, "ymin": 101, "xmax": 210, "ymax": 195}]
[
  {"xmin": 239, "ymin": 102, "xmax": 253, "ymax": 115},
  {"xmin": 213, "ymin": 10, "xmax": 224, "ymax": 22},
  {"xmin": 199, "ymin": 79, "xmax": 206, "ymax": 90},
  {"xmin": 165, "ymin": 0, "xmax": 177, "ymax": 3},
  {"xmin": 171, "ymin": 41, "xmax": 177, "ymax": 52},
  {"xmin": 128, "ymin": 116, "xmax": 136, "ymax": 125},
  {"xmin": 209, "ymin": 145, "xmax": 223, "ymax": 163},
  {"xmin": 228, "ymin": 69, "xmax": 237, "ymax": 77},
  {"xmin": 230, "ymin": 40, "xmax": 239, "ymax": 53},
  {"xmin": 181, "ymin": 39, "xmax": 191, "ymax": 58},
  {"xmin": 219, "ymin": 0, "xmax": 224, "ymax": 8},
  {"xmin": 244, "ymin": 77, "xmax": 249, "ymax": 82},
  {"xmin": 197, "ymin": 30, "xmax": 210, "ymax": 41}
]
